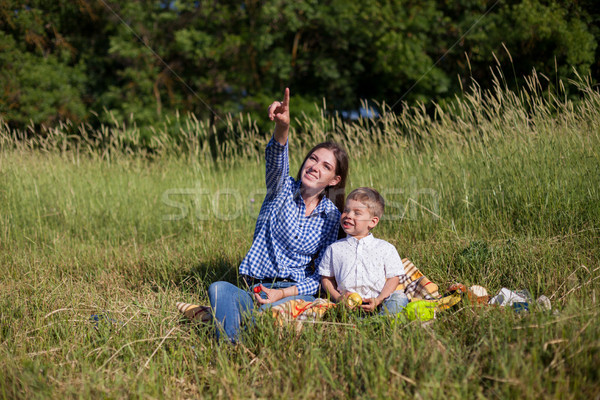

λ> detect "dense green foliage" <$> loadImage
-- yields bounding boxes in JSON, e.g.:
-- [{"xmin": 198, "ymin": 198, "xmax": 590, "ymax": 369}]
[
  {"xmin": 1, "ymin": 70, "xmax": 599, "ymax": 398},
  {"xmin": 1, "ymin": 0, "xmax": 599, "ymax": 131}
]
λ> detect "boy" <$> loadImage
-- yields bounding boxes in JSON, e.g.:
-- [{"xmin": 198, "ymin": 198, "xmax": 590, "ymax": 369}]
[{"xmin": 319, "ymin": 187, "xmax": 409, "ymax": 314}]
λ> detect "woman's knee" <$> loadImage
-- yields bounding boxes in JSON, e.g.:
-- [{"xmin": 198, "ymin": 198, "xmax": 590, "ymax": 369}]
[
  {"xmin": 209, "ymin": 281, "xmax": 253, "ymax": 311},
  {"xmin": 208, "ymin": 281, "xmax": 233, "ymax": 304}
]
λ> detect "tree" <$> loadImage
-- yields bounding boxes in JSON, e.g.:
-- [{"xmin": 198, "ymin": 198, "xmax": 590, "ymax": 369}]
[
  {"xmin": 0, "ymin": 2, "xmax": 90, "ymax": 128},
  {"xmin": 0, "ymin": 0, "xmax": 598, "ymax": 133}
]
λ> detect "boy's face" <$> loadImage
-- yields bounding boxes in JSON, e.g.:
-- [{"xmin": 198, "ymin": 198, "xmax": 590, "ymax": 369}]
[{"xmin": 341, "ymin": 199, "xmax": 379, "ymax": 240}]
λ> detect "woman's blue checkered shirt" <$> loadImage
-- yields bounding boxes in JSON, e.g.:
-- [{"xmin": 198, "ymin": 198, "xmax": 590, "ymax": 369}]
[{"xmin": 238, "ymin": 138, "xmax": 341, "ymax": 295}]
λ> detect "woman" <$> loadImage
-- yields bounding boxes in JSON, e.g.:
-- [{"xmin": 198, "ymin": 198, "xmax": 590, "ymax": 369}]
[{"xmin": 208, "ymin": 88, "xmax": 349, "ymax": 342}]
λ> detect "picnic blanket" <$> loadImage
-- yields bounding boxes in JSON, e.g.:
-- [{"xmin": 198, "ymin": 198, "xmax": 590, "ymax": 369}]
[
  {"xmin": 395, "ymin": 258, "xmax": 441, "ymax": 300},
  {"xmin": 270, "ymin": 298, "xmax": 336, "ymax": 327}
]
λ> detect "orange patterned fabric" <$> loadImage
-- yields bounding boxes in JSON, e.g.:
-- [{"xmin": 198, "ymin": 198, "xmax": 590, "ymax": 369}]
[
  {"xmin": 395, "ymin": 259, "xmax": 441, "ymax": 300},
  {"xmin": 270, "ymin": 298, "xmax": 336, "ymax": 326}
]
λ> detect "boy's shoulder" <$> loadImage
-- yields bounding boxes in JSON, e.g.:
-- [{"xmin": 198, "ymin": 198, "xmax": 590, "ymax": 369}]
[
  {"xmin": 328, "ymin": 234, "xmax": 396, "ymax": 250},
  {"xmin": 369, "ymin": 235, "xmax": 392, "ymax": 246},
  {"xmin": 358, "ymin": 235, "xmax": 401, "ymax": 260}
]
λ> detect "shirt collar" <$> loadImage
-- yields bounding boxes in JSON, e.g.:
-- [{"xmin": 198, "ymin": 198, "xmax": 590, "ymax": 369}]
[
  {"xmin": 345, "ymin": 233, "xmax": 375, "ymax": 245},
  {"xmin": 293, "ymin": 181, "xmax": 337, "ymax": 216}
]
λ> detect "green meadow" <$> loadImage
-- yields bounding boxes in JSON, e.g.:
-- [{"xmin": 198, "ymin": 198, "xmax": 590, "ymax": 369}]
[{"xmin": 1, "ymin": 73, "xmax": 599, "ymax": 399}]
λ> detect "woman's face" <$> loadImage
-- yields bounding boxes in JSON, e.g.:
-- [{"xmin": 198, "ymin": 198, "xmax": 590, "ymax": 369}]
[{"xmin": 300, "ymin": 148, "xmax": 341, "ymax": 192}]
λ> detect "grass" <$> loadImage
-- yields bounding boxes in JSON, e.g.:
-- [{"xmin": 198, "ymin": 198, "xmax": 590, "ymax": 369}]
[{"xmin": 1, "ymin": 71, "xmax": 599, "ymax": 398}]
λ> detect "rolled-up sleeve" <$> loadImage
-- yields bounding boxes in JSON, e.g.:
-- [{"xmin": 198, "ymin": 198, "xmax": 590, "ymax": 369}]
[
  {"xmin": 265, "ymin": 138, "xmax": 289, "ymax": 200},
  {"xmin": 295, "ymin": 269, "xmax": 321, "ymax": 296}
]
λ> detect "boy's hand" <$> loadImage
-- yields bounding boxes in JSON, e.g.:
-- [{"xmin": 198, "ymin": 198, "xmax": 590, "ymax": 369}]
[
  {"xmin": 337, "ymin": 292, "xmax": 355, "ymax": 307},
  {"xmin": 337, "ymin": 292, "xmax": 350, "ymax": 303},
  {"xmin": 360, "ymin": 297, "xmax": 381, "ymax": 313}
]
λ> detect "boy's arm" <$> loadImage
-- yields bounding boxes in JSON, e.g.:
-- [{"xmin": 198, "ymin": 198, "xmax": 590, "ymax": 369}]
[
  {"xmin": 361, "ymin": 276, "xmax": 400, "ymax": 312},
  {"xmin": 321, "ymin": 276, "xmax": 342, "ymax": 302},
  {"xmin": 317, "ymin": 245, "xmax": 343, "ymax": 301},
  {"xmin": 376, "ymin": 276, "xmax": 400, "ymax": 305}
]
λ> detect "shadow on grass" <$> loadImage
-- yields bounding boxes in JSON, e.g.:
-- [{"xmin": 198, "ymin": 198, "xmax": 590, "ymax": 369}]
[
  {"xmin": 132, "ymin": 256, "xmax": 242, "ymax": 299},
  {"xmin": 172, "ymin": 257, "xmax": 241, "ymax": 293}
]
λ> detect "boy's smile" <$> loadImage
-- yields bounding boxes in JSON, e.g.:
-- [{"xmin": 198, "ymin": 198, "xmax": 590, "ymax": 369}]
[{"xmin": 341, "ymin": 199, "xmax": 379, "ymax": 240}]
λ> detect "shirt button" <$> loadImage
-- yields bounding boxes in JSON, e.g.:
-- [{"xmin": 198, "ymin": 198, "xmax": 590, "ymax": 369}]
[{"xmin": 295, "ymin": 235, "xmax": 298, "ymax": 239}]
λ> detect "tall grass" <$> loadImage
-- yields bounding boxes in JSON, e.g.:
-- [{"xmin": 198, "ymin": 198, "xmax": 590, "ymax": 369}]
[
  {"xmin": 1, "ymin": 71, "xmax": 599, "ymax": 398},
  {"xmin": 2, "ymin": 69, "xmax": 598, "ymax": 162}
]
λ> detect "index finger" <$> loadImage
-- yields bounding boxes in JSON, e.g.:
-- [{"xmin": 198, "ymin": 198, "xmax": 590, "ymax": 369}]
[{"xmin": 282, "ymin": 87, "xmax": 290, "ymax": 108}]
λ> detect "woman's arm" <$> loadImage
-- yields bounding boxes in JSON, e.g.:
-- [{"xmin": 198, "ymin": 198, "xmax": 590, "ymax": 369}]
[
  {"xmin": 264, "ymin": 88, "xmax": 292, "ymax": 199},
  {"xmin": 254, "ymin": 237, "xmax": 336, "ymax": 304},
  {"xmin": 254, "ymin": 284, "xmax": 298, "ymax": 304}
]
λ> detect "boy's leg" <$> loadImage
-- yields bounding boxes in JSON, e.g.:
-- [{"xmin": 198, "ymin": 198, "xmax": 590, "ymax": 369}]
[
  {"xmin": 380, "ymin": 291, "xmax": 409, "ymax": 315},
  {"xmin": 208, "ymin": 281, "xmax": 254, "ymax": 342}
]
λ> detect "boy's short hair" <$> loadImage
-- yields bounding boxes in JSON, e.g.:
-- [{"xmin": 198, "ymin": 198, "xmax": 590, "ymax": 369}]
[{"xmin": 346, "ymin": 187, "xmax": 385, "ymax": 218}]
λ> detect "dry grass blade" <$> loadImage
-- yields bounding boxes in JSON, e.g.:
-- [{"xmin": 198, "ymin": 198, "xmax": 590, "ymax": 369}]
[
  {"xmin": 97, "ymin": 333, "xmax": 178, "ymax": 372},
  {"xmin": 390, "ymin": 369, "xmax": 416, "ymax": 385},
  {"xmin": 482, "ymin": 375, "xmax": 521, "ymax": 385},
  {"xmin": 44, "ymin": 308, "xmax": 74, "ymax": 319},
  {"xmin": 137, "ymin": 327, "xmax": 177, "ymax": 376}
]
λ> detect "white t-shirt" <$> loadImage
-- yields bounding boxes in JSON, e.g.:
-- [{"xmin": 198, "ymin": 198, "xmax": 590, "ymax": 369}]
[{"xmin": 318, "ymin": 234, "xmax": 404, "ymax": 299}]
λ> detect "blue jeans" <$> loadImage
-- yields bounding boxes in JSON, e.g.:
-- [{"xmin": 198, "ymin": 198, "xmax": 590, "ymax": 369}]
[
  {"xmin": 208, "ymin": 280, "xmax": 315, "ymax": 343},
  {"xmin": 379, "ymin": 291, "xmax": 409, "ymax": 315}
]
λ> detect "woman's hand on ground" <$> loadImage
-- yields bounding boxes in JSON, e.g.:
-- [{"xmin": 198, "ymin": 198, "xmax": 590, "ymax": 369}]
[{"xmin": 254, "ymin": 284, "xmax": 284, "ymax": 305}]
